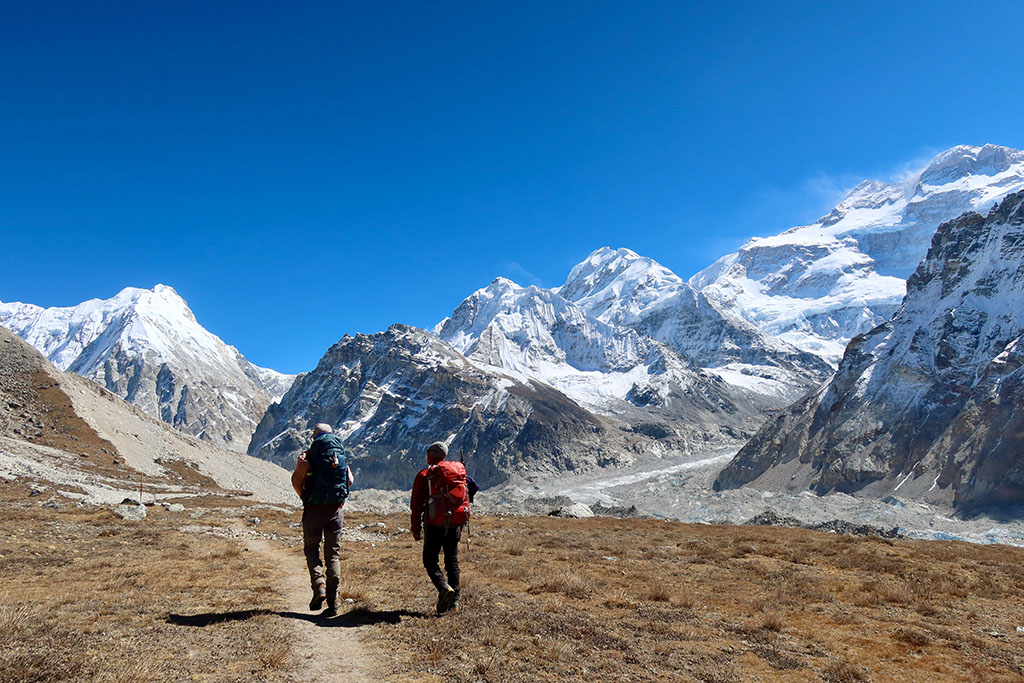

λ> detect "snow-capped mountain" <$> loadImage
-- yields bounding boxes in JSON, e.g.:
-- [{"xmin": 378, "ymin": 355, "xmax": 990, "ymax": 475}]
[
  {"xmin": 434, "ymin": 271, "xmax": 799, "ymax": 444},
  {"xmin": 559, "ymin": 247, "xmax": 833, "ymax": 398},
  {"xmin": 0, "ymin": 285, "xmax": 295, "ymax": 451},
  {"xmin": 437, "ymin": 276, "xmax": 652, "ymax": 377},
  {"xmin": 715, "ymin": 191, "xmax": 1024, "ymax": 511},
  {"xmin": 693, "ymin": 144, "xmax": 1024, "ymax": 363},
  {"xmin": 249, "ymin": 324, "xmax": 664, "ymax": 488}
]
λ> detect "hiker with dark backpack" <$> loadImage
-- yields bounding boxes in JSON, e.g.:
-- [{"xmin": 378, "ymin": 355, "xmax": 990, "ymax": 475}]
[
  {"xmin": 410, "ymin": 441, "xmax": 478, "ymax": 614},
  {"xmin": 291, "ymin": 423, "xmax": 354, "ymax": 618}
]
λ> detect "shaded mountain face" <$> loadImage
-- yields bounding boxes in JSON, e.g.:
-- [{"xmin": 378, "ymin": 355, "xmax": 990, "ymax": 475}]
[
  {"xmin": 715, "ymin": 191, "xmax": 1024, "ymax": 511},
  {"xmin": 0, "ymin": 286, "xmax": 295, "ymax": 452},
  {"xmin": 693, "ymin": 144, "xmax": 1024, "ymax": 363},
  {"xmin": 248, "ymin": 324, "xmax": 664, "ymax": 489}
]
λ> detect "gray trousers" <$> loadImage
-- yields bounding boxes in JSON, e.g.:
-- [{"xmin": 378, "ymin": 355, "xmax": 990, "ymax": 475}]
[{"xmin": 302, "ymin": 505, "xmax": 343, "ymax": 600}]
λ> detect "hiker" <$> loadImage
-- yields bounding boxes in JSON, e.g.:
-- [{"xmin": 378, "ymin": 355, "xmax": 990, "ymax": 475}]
[
  {"xmin": 291, "ymin": 423, "xmax": 354, "ymax": 618},
  {"xmin": 410, "ymin": 441, "xmax": 478, "ymax": 614}
]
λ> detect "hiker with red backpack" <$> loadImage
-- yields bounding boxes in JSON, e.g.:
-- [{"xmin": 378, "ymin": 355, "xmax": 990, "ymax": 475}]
[
  {"xmin": 410, "ymin": 441, "xmax": 478, "ymax": 614},
  {"xmin": 291, "ymin": 423, "xmax": 354, "ymax": 618}
]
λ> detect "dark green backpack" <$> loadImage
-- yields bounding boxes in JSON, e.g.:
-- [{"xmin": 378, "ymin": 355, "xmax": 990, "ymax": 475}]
[{"xmin": 302, "ymin": 433, "xmax": 349, "ymax": 505}]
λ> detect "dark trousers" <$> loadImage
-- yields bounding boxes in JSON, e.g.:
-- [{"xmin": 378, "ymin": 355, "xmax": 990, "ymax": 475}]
[
  {"xmin": 302, "ymin": 505, "xmax": 343, "ymax": 601},
  {"xmin": 422, "ymin": 524, "xmax": 463, "ymax": 596}
]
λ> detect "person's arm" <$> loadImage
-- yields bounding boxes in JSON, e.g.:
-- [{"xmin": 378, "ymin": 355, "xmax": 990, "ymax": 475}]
[
  {"xmin": 409, "ymin": 471, "xmax": 426, "ymax": 541},
  {"xmin": 346, "ymin": 464, "xmax": 355, "ymax": 488},
  {"xmin": 291, "ymin": 452, "xmax": 309, "ymax": 499}
]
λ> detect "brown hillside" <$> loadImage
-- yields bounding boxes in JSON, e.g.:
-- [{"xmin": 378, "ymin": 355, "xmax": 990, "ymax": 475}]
[{"xmin": 0, "ymin": 328, "xmax": 120, "ymax": 465}]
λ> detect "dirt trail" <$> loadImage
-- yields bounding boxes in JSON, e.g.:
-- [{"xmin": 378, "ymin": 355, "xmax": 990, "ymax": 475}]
[{"xmin": 246, "ymin": 538, "xmax": 382, "ymax": 682}]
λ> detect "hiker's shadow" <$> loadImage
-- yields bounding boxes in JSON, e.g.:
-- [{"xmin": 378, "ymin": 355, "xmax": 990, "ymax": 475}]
[
  {"xmin": 167, "ymin": 606, "xmax": 426, "ymax": 628},
  {"xmin": 288, "ymin": 607, "xmax": 425, "ymax": 628}
]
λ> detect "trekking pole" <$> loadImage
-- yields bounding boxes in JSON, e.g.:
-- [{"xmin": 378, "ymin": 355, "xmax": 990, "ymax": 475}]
[{"xmin": 461, "ymin": 448, "xmax": 470, "ymax": 552}]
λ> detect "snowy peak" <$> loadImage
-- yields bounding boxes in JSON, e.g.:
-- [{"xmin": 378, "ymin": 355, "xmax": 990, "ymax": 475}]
[
  {"xmin": 434, "ymin": 247, "xmax": 830, "ymax": 422},
  {"xmin": 917, "ymin": 144, "xmax": 1024, "ymax": 187},
  {"xmin": 0, "ymin": 286, "xmax": 296, "ymax": 451},
  {"xmin": 693, "ymin": 144, "xmax": 1024, "ymax": 364},
  {"xmin": 0, "ymin": 284, "xmax": 201, "ymax": 373},
  {"xmin": 716, "ymin": 191, "xmax": 1024, "ymax": 509},
  {"xmin": 436, "ymin": 274, "xmax": 650, "ymax": 376},
  {"xmin": 817, "ymin": 179, "xmax": 908, "ymax": 230},
  {"xmin": 559, "ymin": 247, "xmax": 689, "ymax": 327},
  {"xmin": 559, "ymin": 247, "xmax": 669, "ymax": 295},
  {"xmin": 557, "ymin": 248, "xmax": 830, "ymax": 387}
]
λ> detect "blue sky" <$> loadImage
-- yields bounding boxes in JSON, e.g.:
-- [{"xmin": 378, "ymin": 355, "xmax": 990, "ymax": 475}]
[{"xmin": 2, "ymin": 1, "xmax": 1022, "ymax": 373}]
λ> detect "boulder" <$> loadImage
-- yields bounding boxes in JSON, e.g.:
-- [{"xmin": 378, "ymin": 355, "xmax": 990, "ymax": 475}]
[
  {"xmin": 112, "ymin": 504, "xmax": 147, "ymax": 521},
  {"xmin": 549, "ymin": 502, "xmax": 594, "ymax": 518}
]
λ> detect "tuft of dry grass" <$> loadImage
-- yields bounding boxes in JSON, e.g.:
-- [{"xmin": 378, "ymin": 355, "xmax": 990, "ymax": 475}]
[
  {"xmin": 527, "ymin": 568, "xmax": 596, "ymax": 599},
  {"xmin": 760, "ymin": 610, "xmax": 785, "ymax": 632},
  {"xmin": 894, "ymin": 627, "xmax": 933, "ymax": 647},
  {"xmin": 823, "ymin": 657, "xmax": 871, "ymax": 682},
  {"xmin": 645, "ymin": 581, "xmax": 673, "ymax": 603}
]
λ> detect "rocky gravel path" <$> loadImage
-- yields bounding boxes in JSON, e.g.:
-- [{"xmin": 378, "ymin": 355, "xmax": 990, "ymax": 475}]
[{"xmin": 245, "ymin": 536, "xmax": 382, "ymax": 682}]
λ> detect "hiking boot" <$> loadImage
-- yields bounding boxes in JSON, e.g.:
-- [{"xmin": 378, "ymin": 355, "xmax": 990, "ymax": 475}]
[
  {"xmin": 309, "ymin": 586, "xmax": 327, "ymax": 611},
  {"xmin": 436, "ymin": 585, "xmax": 456, "ymax": 614},
  {"xmin": 322, "ymin": 604, "xmax": 339, "ymax": 618}
]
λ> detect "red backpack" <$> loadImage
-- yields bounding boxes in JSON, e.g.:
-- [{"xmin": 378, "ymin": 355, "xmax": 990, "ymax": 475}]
[{"xmin": 424, "ymin": 460, "xmax": 470, "ymax": 528}]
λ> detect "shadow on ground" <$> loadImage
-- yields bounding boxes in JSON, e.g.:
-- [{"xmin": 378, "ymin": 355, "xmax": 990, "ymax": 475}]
[{"xmin": 168, "ymin": 606, "xmax": 426, "ymax": 628}]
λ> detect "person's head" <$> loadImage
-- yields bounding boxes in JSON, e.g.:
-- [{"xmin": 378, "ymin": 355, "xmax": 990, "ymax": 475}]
[
  {"xmin": 313, "ymin": 423, "xmax": 333, "ymax": 437},
  {"xmin": 426, "ymin": 441, "xmax": 448, "ymax": 464}
]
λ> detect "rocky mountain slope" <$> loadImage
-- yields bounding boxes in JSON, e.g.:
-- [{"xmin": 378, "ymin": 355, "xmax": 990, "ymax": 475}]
[
  {"xmin": 248, "ymin": 324, "xmax": 691, "ymax": 489},
  {"xmin": 693, "ymin": 144, "xmax": 1024, "ymax": 363},
  {"xmin": 714, "ymin": 191, "xmax": 1024, "ymax": 512},
  {"xmin": 0, "ymin": 285, "xmax": 295, "ymax": 452},
  {"xmin": 0, "ymin": 326, "xmax": 292, "ymax": 504},
  {"xmin": 253, "ymin": 248, "xmax": 844, "ymax": 489}
]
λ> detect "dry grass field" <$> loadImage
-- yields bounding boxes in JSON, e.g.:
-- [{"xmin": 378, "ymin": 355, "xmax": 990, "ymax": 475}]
[
  {"xmin": 0, "ymin": 484, "xmax": 292, "ymax": 683},
  {"xmin": 297, "ymin": 512, "xmax": 1024, "ymax": 683},
  {"xmin": 4, "ymin": 476, "xmax": 1024, "ymax": 682}
]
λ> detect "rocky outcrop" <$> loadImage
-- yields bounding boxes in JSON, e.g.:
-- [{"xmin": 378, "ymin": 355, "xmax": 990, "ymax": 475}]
[
  {"xmin": 249, "ymin": 324, "xmax": 661, "ymax": 489},
  {"xmin": 715, "ymin": 191, "xmax": 1024, "ymax": 512},
  {"xmin": 0, "ymin": 327, "xmax": 118, "ymax": 459}
]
